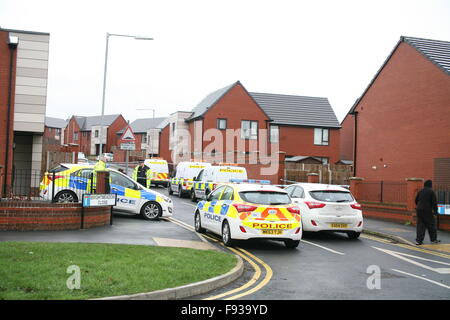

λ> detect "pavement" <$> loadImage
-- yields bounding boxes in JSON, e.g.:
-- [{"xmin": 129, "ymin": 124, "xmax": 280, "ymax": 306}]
[{"xmin": 362, "ymin": 217, "xmax": 450, "ymax": 253}]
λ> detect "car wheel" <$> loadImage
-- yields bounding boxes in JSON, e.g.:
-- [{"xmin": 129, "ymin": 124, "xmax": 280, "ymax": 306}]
[
  {"xmin": 140, "ymin": 201, "xmax": 162, "ymax": 220},
  {"xmin": 54, "ymin": 190, "xmax": 78, "ymax": 203},
  {"xmin": 284, "ymin": 239, "xmax": 300, "ymax": 249},
  {"xmin": 168, "ymin": 184, "xmax": 173, "ymax": 195},
  {"xmin": 191, "ymin": 190, "xmax": 197, "ymax": 202},
  {"xmin": 178, "ymin": 184, "xmax": 185, "ymax": 198},
  {"xmin": 194, "ymin": 211, "xmax": 205, "ymax": 233},
  {"xmin": 347, "ymin": 231, "xmax": 361, "ymax": 239},
  {"xmin": 222, "ymin": 220, "xmax": 234, "ymax": 247}
]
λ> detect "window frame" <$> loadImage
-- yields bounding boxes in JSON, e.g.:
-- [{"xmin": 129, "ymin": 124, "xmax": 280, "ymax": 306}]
[
  {"xmin": 314, "ymin": 128, "xmax": 329, "ymax": 146},
  {"xmin": 241, "ymin": 120, "xmax": 258, "ymax": 140},
  {"xmin": 217, "ymin": 118, "xmax": 227, "ymax": 130}
]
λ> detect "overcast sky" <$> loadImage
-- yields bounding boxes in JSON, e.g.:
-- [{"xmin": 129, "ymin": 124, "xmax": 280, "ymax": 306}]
[{"xmin": 1, "ymin": 0, "xmax": 449, "ymax": 123}]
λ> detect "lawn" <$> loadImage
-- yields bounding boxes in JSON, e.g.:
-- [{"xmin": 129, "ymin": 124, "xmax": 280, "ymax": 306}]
[{"xmin": 0, "ymin": 242, "xmax": 236, "ymax": 300}]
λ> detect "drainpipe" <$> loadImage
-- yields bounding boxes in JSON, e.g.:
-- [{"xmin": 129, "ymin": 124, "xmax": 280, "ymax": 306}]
[
  {"xmin": 352, "ymin": 111, "xmax": 358, "ymax": 177},
  {"xmin": 3, "ymin": 34, "xmax": 19, "ymax": 197}
]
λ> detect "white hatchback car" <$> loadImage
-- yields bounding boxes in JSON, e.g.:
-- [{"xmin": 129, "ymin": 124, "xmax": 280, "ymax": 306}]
[{"xmin": 284, "ymin": 183, "xmax": 363, "ymax": 239}]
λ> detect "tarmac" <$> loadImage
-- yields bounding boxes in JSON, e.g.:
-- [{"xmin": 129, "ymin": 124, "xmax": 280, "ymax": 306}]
[
  {"xmin": 1, "ymin": 213, "xmax": 449, "ymax": 299},
  {"xmin": 362, "ymin": 216, "xmax": 450, "ymax": 253}
]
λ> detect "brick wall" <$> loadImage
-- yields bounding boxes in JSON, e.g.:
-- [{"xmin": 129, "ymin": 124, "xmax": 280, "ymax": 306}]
[
  {"xmin": 354, "ymin": 41, "xmax": 450, "ymax": 181},
  {"xmin": 107, "ymin": 115, "xmax": 127, "ymax": 153},
  {"xmin": 339, "ymin": 114, "xmax": 355, "ymax": 162},
  {"xmin": 279, "ymin": 126, "xmax": 340, "ymax": 163},
  {"xmin": 0, "ymin": 31, "xmax": 17, "ymax": 192},
  {"xmin": 0, "ymin": 201, "xmax": 111, "ymax": 231}
]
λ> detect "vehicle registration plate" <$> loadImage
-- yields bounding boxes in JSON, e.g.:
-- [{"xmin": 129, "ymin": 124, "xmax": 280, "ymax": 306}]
[
  {"xmin": 261, "ymin": 229, "xmax": 283, "ymax": 235},
  {"xmin": 330, "ymin": 223, "xmax": 348, "ymax": 228}
]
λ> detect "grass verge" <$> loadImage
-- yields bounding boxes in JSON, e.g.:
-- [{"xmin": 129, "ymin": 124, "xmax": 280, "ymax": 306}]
[{"xmin": 0, "ymin": 241, "xmax": 236, "ymax": 300}]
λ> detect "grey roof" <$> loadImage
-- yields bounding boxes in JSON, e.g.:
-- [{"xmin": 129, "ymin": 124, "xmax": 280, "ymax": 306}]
[
  {"xmin": 45, "ymin": 116, "xmax": 67, "ymax": 128},
  {"xmin": 403, "ymin": 36, "xmax": 450, "ymax": 76},
  {"xmin": 285, "ymin": 156, "xmax": 323, "ymax": 162},
  {"xmin": 74, "ymin": 114, "xmax": 121, "ymax": 131},
  {"xmin": 250, "ymin": 92, "xmax": 340, "ymax": 128},
  {"xmin": 186, "ymin": 82, "xmax": 237, "ymax": 121},
  {"xmin": 117, "ymin": 117, "xmax": 167, "ymax": 134}
]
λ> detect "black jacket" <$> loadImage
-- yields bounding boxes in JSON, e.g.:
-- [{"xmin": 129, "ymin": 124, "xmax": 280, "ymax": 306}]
[{"xmin": 415, "ymin": 187, "xmax": 438, "ymax": 216}]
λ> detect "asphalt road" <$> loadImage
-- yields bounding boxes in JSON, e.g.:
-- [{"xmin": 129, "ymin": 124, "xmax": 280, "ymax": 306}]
[
  {"xmin": 1, "ymin": 185, "xmax": 449, "ymax": 300},
  {"xmin": 162, "ymin": 187, "xmax": 450, "ymax": 300}
]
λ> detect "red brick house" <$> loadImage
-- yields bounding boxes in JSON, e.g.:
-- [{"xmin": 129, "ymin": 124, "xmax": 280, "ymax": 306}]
[
  {"xmin": 342, "ymin": 36, "xmax": 450, "ymax": 184},
  {"xmin": 160, "ymin": 81, "xmax": 341, "ymax": 182},
  {"xmin": 64, "ymin": 114, "xmax": 127, "ymax": 156}
]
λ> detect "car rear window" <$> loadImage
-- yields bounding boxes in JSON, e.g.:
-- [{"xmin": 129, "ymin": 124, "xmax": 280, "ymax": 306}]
[
  {"xmin": 239, "ymin": 191, "xmax": 291, "ymax": 205},
  {"xmin": 309, "ymin": 190, "xmax": 354, "ymax": 203}
]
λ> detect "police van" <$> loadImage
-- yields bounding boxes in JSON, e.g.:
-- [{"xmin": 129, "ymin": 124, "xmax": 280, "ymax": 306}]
[
  {"xmin": 168, "ymin": 161, "xmax": 211, "ymax": 198},
  {"xmin": 144, "ymin": 158, "xmax": 169, "ymax": 187},
  {"xmin": 190, "ymin": 164, "xmax": 248, "ymax": 202}
]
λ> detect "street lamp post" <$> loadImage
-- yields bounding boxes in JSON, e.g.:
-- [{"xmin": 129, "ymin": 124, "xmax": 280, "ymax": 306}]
[{"xmin": 98, "ymin": 32, "xmax": 153, "ymax": 156}]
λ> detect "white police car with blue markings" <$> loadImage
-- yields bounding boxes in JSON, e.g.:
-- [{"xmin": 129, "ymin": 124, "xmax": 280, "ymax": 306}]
[{"xmin": 40, "ymin": 164, "xmax": 173, "ymax": 220}]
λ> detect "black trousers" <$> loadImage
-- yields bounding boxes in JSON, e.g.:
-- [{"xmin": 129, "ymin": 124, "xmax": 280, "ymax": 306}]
[{"xmin": 416, "ymin": 214, "xmax": 437, "ymax": 242}]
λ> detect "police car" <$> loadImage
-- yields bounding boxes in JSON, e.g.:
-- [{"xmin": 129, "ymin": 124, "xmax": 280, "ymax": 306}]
[
  {"xmin": 284, "ymin": 183, "xmax": 363, "ymax": 239},
  {"xmin": 40, "ymin": 164, "xmax": 173, "ymax": 220},
  {"xmin": 191, "ymin": 164, "xmax": 248, "ymax": 202},
  {"xmin": 168, "ymin": 161, "xmax": 211, "ymax": 198},
  {"xmin": 194, "ymin": 180, "xmax": 302, "ymax": 248}
]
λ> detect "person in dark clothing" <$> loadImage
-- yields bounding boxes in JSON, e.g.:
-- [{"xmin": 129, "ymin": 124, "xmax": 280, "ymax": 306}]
[
  {"xmin": 132, "ymin": 161, "xmax": 150, "ymax": 187},
  {"xmin": 415, "ymin": 180, "xmax": 441, "ymax": 245}
]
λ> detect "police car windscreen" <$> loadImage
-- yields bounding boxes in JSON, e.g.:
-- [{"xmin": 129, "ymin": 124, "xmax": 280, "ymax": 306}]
[
  {"xmin": 48, "ymin": 165, "xmax": 70, "ymax": 173},
  {"xmin": 239, "ymin": 191, "xmax": 291, "ymax": 205},
  {"xmin": 309, "ymin": 191, "xmax": 354, "ymax": 203}
]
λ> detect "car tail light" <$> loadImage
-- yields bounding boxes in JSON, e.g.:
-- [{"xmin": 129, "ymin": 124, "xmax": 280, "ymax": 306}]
[
  {"xmin": 357, "ymin": 221, "xmax": 363, "ymax": 227},
  {"xmin": 351, "ymin": 203, "xmax": 362, "ymax": 210},
  {"xmin": 304, "ymin": 201, "xmax": 326, "ymax": 209},
  {"xmin": 232, "ymin": 204, "xmax": 258, "ymax": 213},
  {"xmin": 239, "ymin": 226, "xmax": 247, "ymax": 233},
  {"xmin": 287, "ymin": 206, "xmax": 301, "ymax": 215},
  {"xmin": 295, "ymin": 227, "xmax": 301, "ymax": 234},
  {"xmin": 311, "ymin": 220, "xmax": 318, "ymax": 226}
]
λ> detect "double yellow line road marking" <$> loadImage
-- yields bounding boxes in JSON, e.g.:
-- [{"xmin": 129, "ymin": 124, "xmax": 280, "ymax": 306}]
[{"xmin": 165, "ymin": 216, "xmax": 273, "ymax": 300}]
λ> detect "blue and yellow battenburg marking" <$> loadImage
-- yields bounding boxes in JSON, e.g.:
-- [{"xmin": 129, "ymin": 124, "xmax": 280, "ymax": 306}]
[
  {"xmin": 197, "ymin": 199, "xmax": 301, "ymax": 230},
  {"xmin": 41, "ymin": 168, "xmax": 163, "ymax": 201}
]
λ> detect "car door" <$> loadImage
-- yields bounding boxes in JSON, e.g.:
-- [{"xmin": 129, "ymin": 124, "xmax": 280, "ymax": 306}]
[
  {"xmin": 290, "ymin": 186, "xmax": 305, "ymax": 205},
  {"xmin": 109, "ymin": 171, "xmax": 141, "ymax": 213},
  {"xmin": 201, "ymin": 185, "xmax": 225, "ymax": 231}
]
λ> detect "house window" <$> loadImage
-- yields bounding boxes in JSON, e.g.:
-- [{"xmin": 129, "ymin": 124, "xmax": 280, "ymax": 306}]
[
  {"xmin": 95, "ymin": 130, "xmax": 99, "ymax": 138},
  {"xmin": 217, "ymin": 118, "xmax": 227, "ymax": 130},
  {"xmin": 314, "ymin": 128, "xmax": 329, "ymax": 145},
  {"xmin": 143, "ymin": 134, "xmax": 148, "ymax": 144},
  {"xmin": 269, "ymin": 125, "xmax": 279, "ymax": 143},
  {"xmin": 241, "ymin": 120, "xmax": 258, "ymax": 140},
  {"xmin": 74, "ymin": 132, "xmax": 78, "ymax": 141}
]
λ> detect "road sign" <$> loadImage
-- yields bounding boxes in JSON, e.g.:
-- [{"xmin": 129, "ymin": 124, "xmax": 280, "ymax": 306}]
[
  {"xmin": 118, "ymin": 124, "xmax": 136, "ymax": 143},
  {"xmin": 120, "ymin": 142, "xmax": 136, "ymax": 151},
  {"xmin": 82, "ymin": 194, "xmax": 117, "ymax": 207}
]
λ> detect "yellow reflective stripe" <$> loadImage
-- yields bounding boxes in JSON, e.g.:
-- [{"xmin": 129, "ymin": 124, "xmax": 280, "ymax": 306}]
[{"xmin": 125, "ymin": 188, "xmax": 141, "ymax": 198}]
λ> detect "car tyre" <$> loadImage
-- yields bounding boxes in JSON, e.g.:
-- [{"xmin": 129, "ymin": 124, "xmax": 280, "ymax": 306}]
[
  {"xmin": 284, "ymin": 239, "xmax": 300, "ymax": 249},
  {"xmin": 347, "ymin": 231, "xmax": 361, "ymax": 239},
  {"xmin": 178, "ymin": 184, "xmax": 186, "ymax": 198},
  {"xmin": 140, "ymin": 201, "xmax": 162, "ymax": 220},
  {"xmin": 168, "ymin": 184, "xmax": 173, "ymax": 195},
  {"xmin": 194, "ymin": 211, "xmax": 205, "ymax": 233},
  {"xmin": 191, "ymin": 190, "xmax": 198, "ymax": 202},
  {"xmin": 222, "ymin": 220, "xmax": 234, "ymax": 247},
  {"xmin": 54, "ymin": 190, "xmax": 78, "ymax": 203}
]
